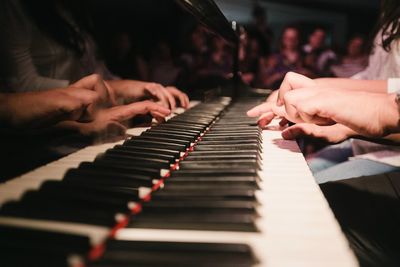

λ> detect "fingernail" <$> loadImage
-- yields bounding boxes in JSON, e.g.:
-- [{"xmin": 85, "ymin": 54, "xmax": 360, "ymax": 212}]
[{"xmin": 281, "ymin": 129, "xmax": 293, "ymax": 139}]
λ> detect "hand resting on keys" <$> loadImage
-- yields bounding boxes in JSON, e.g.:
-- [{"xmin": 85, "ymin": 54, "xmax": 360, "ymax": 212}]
[
  {"xmin": 248, "ymin": 71, "xmax": 398, "ymax": 142},
  {"xmin": 106, "ymin": 80, "xmax": 189, "ymax": 110},
  {"xmin": 0, "ymin": 86, "xmax": 100, "ymax": 129},
  {"xmin": 57, "ymin": 100, "xmax": 171, "ymax": 142}
]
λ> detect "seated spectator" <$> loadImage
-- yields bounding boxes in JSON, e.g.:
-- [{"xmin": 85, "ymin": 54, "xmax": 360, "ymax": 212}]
[
  {"xmin": 256, "ymin": 25, "xmax": 311, "ymax": 89},
  {"xmin": 199, "ymin": 35, "xmax": 232, "ymax": 78},
  {"xmin": 245, "ymin": 4, "xmax": 273, "ymax": 57},
  {"xmin": 303, "ymin": 27, "xmax": 337, "ymax": 76},
  {"xmin": 331, "ymin": 35, "xmax": 368, "ymax": 77},
  {"xmin": 105, "ymin": 32, "xmax": 149, "ymax": 81},
  {"xmin": 239, "ymin": 28, "xmax": 260, "ymax": 85},
  {"xmin": 149, "ymin": 40, "xmax": 182, "ymax": 86}
]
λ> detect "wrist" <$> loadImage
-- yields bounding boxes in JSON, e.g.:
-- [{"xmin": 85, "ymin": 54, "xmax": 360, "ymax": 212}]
[
  {"xmin": 394, "ymin": 92, "xmax": 400, "ymax": 132},
  {"xmin": 385, "ymin": 93, "xmax": 400, "ymax": 134}
]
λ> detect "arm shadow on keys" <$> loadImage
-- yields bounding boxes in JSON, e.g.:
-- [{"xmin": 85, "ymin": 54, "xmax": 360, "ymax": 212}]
[
  {"xmin": 320, "ymin": 171, "xmax": 400, "ymax": 267},
  {"xmin": 271, "ymin": 138, "xmax": 302, "ymax": 153}
]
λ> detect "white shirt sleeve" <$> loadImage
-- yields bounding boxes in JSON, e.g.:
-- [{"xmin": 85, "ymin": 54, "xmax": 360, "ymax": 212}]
[{"xmin": 388, "ymin": 78, "xmax": 400, "ymax": 93}]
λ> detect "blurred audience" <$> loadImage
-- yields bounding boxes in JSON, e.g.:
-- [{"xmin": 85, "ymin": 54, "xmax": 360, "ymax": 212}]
[
  {"xmin": 105, "ymin": 32, "xmax": 149, "ymax": 81},
  {"xmin": 200, "ymin": 36, "xmax": 232, "ymax": 78},
  {"xmin": 239, "ymin": 28, "xmax": 260, "ymax": 85},
  {"xmin": 245, "ymin": 5, "xmax": 274, "ymax": 57},
  {"xmin": 331, "ymin": 35, "xmax": 368, "ymax": 77},
  {"xmin": 149, "ymin": 40, "xmax": 182, "ymax": 86},
  {"xmin": 303, "ymin": 27, "xmax": 337, "ymax": 76},
  {"xmin": 256, "ymin": 26, "xmax": 314, "ymax": 89}
]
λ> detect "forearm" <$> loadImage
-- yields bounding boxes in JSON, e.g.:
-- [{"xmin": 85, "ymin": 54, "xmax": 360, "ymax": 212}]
[
  {"xmin": 330, "ymin": 92, "xmax": 400, "ymax": 137},
  {"xmin": 106, "ymin": 79, "xmax": 144, "ymax": 101},
  {"xmin": 0, "ymin": 94, "xmax": 13, "ymax": 125},
  {"xmin": 314, "ymin": 78, "xmax": 387, "ymax": 94}
]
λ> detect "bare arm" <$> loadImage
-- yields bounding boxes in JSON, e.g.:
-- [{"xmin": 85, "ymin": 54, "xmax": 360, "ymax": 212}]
[{"xmin": 314, "ymin": 78, "xmax": 387, "ymax": 94}]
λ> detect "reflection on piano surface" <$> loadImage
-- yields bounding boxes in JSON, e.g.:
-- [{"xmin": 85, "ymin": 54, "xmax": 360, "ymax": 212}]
[{"xmin": 0, "ymin": 98, "xmax": 357, "ymax": 266}]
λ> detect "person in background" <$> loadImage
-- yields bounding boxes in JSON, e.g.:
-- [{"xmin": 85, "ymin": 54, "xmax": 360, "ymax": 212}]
[
  {"xmin": 179, "ymin": 24, "xmax": 210, "ymax": 87},
  {"xmin": 303, "ymin": 27, "xmax": 337, "ymax": 76},
  {"xmin": 248, "ymin": 0, "xmax": 400, "ymax": 184},
  {"xmin": 256, "ymin": 25, "xmax": 312, "ymax": 89},
  {"xmin": 331, "ymin": 34, "xmax": 368, "ymax": 78},
  {"xmin": 105, "ymin": 32, "xmax": 149, "ymax": 81},
  {"xmin": 238, "ymin": 28, "xmax": 259, "ymax": 86},
  {"xmin": 149, "ymin": 40, "xmax": 182, "ymax": 87},
  {"xmin": 246, "ymin": 4, "xmax": 273, "ymax": 57},
  {"xmin": 199, "ymin": 35, "xmax": 232, "ymax": 79}
]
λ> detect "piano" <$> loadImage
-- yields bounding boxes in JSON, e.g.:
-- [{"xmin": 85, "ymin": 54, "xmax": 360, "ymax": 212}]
[{"xmin": 0, "ymin": 1, "xmax": 358, "ymax": 266}]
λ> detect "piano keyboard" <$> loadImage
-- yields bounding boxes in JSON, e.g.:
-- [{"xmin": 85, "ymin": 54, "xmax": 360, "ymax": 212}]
[{"xmin": 0, "ymin": 98, "xmax": 358, "ymax": 267}]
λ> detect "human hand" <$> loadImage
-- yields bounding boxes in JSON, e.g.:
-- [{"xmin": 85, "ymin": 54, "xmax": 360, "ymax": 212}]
[
  {"xmin": 166, "ymin": 86, "xmax": 190, "ymax": 109},
  {"xmin": 1, "ymin": 87, "xmax": 100, "ymax": 129},
  {"xmin": 282, "ymin": 89, "xmax": 400, "ymax": 137},
  {"xmin": 276, "ymin": 72, "xmax": 317, "ymax": 106},
  {"xmin": 108, "ymin": 80, "xmax": 189, "ymax": 109},
  {"xmin": 247, "ymin": 90, "xmax": 287, "ymax": 128},
  {"xmin": 77, "ymin": 100, "xmax": 171, "ymax": 139},
  {"xmin": 71, "ymin": 74, "xmax": 117, "ymax": 112}
]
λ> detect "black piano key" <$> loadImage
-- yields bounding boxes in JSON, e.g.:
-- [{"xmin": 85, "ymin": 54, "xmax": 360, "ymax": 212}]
[
  {"xmin": 188, "ymin": 150, "xmax": 261, "ymax": 158},
  {"xmin": 0, "ymin": 225, "xmax": 91, "ymax": 254},
  {"xmin": 40, "ymin": 181, "xmax": 140, "ymax": 202},
  {"xmin": 124, "ymin": 139, "xmax": 187, "ymax": 152},
  {"xmin": 166, "ymin": 175, "xmax": 259, "ymax": 183},
  {"xmin": 194, "ymin": 144, "xmax": 261, "ymax": 151},
  {"xmin": 161, "ymin": 122, "xmax": 206, "ymax": 131},
  {"xmin": 150, "ymin": 125, "xmax": 201, "ymax": 135},
  {"xmin": 78, "ymin": 161, "xmax": 163, "ymax": 179},
  {"xmin": 167, "ymin": 118, "xmax": 214, "ymax": 126},
  {"xmin": 0, "ymin": 248, "xmax": 69, "ymax": 267},
  {"xmin": 140, "ymin": 131, "xmax": 196, "ymax": 141},
  {"xmin": 152, "ymin": 188, "xmax": 257, "ymax": 201},
  {"xmin": 64, "ymin": 168, "xmax": 156, "ymax": 188},
  {"xmin": 140, "ymin": 199, "xmax": 256, "ymax": 214},
  {"xmin": 201, "ymin": 135, "xmax": 261, "ymax": 141},
  {"xmin": 128, "ymin": 212, "xmax": 257, "ymax": 232},
  {"xmin": 96, "ymin": 153, "xmax": 172, "ymax": 169},
  {"xmin": 203, "ymin": 133, "xmax": 261, "ymax": 138},
  {"xmin": 19, "ymin": 190, "xmax": 132, "ymax": 214},
  {"xmin": 89, "ymin": 240, "xmax": 256, "ymax": 267},
  {"xmin": 178, "ymin": 161, "xmax": 260, "ymax": 170},
  {"xmin": 162, "ymin": 180, "xmax": 260, "ymax": 192},
  {"xmin": 168, "ymin": 168, "xmax": 259, "ymax": 177},
  {"xmin": 144, "ymin": 128, "xmax": 199, "ymax": 138},
  {"xmin": 184, "ymin": 154, "xmax": 258, "ymax": 161},
  {"xmin": 105, "ymin": 148, "xmax": 177, "ymax": 163},
  {"xmin": 198, "ymin": 140, "xmax": 260, "ymax": 145},
  {"xmin": 131, "ymin": 136, "xmax": 192, "ymax": 148},
  {"xmin": 1, "ymin": 201, "xmax": 120, "ymax": 226},
  {"xmin": 113, "ymin": 145, "xmax": 182, "ymax": 159}
]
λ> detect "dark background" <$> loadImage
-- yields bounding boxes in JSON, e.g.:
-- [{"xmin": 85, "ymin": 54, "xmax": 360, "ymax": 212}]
[{"xmin": 90, "ymin": 0, "xmax": 380, "ymax": 60}]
